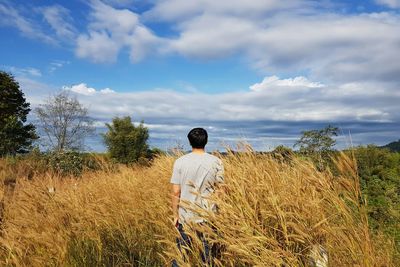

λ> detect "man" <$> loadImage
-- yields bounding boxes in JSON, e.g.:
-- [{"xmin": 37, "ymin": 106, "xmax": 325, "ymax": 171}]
[{"xmin": 171, "ymin": 128, "xmax": 224, "ymax": 266}]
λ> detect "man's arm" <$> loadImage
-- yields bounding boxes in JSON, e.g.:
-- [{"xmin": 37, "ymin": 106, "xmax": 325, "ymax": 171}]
[
  {"xmin": 171, "ymin": 184, "xmax": 181, "ymax": 226},
  {"xmin": 170, "ymin": 160, "xmax": 181, "ymax": 226}
]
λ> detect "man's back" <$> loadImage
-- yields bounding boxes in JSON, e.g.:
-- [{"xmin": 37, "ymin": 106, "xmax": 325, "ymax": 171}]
[{"xmin": 171, "ymin": 152, "xmax": 224, "ymax": 223}]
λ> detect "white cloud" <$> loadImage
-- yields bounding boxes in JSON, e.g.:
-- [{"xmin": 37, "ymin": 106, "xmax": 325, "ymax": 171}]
[
  {"xmin": 165, "ymin": 14, "xmax": 258, "ymax": 58},
  {"xmin": 49, "ymin": 60, "xmax": 70, "ymax": 73},
  {"xmin": 100, "ymin": 88, "xmax": 115, "ymax": 94},
  {"xmin": 26, "ymin": 68, "xmax": 41, "ymax": 77},
  {"xmin": 75, "ymin": 0, "xmax": 160, "ymax": 63},
  {"xmin": 0, "ymin": 2, "xmax": 56, "ymax": 44},
  {"xmin": 63, "ymin": 83, "xmax": 115, "ymax": 96},
  {"xmin": 70, "ymin": 1, "xmax": 393, "ymax": 86},
  {"xmin": 56, "ymin": 76, "xmax": 399, "ymax": 124},
  {"xmin": 76, "ymin": 31, "xmax": 121, "ymax": 63},
  {"xmin": 250, "ymin": 76, "xmax": 324, "ymax": 92},
  {"xmin": 0, "ymin": 2, "xmax": 78, "ymax": 45},
  {"xmin": 40, "ymin": 5, "xmax": 76, "ymax": 40},
  {"xmin": 143, "ymin": 0, "xmax": 307, "ymax": 22},
  {"xmin": 160, "ymin": 9, "xmax": 400, "ymax": 84},
  {"xmin": 16, "ymin": 76, "xmax": 56, "ymax": 106},
  {"xmin": 63, "ymin": 83, "xmax": 97, "ymax": 96},
  {"xmin": 2, "ymin": 65, "xmax": 42, "ymax": 77},
  {"xmin": 375, "ymin": 0, "xmax": 400, "ymax": 8}
]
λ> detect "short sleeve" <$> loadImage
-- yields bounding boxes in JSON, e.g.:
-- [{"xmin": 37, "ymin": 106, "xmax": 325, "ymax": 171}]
[
  {"xmin": 170, "ymin": 160, "xmax": 181, "ymax": 184},
  {"xmin": 215, "ymin": 159, "xmax": 224, "ymax": 184}
]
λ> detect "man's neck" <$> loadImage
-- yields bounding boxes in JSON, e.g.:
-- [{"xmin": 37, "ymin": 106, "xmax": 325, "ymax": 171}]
[{"xmin": 192, "ymin": 148, "xmax": 205, "ymax": 154}]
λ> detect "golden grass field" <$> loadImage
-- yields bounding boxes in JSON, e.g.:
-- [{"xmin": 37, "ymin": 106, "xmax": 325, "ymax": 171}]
[{"xmin": 0, "ymin": 150, "xmax": 396, "ymax": 266}]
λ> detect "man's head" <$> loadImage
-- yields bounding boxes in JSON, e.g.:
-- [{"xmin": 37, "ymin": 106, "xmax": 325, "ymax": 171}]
[{"xmin": 187, "ymin": 128, "xmax": 208, "ymax": 149}]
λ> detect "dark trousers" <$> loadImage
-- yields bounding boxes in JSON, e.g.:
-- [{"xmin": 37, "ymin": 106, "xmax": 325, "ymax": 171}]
[{"xmin": 172, "ymin": 223, "xmax": 212, "ymax": 266}]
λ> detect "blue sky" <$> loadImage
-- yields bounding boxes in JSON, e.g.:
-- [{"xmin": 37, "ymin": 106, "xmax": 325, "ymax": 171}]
[{"xmin": 1, "ymin": 0, "xmax": 399, "ymax": 151}]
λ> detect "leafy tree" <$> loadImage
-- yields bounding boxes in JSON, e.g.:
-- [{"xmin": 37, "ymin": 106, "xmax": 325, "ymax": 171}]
[
  {"xmin": 102, "ymin": 116, "xmax": 149, "ymax": 164},
  {"xmin": 294, "ymin": 125, "xmax": 339, "ymax": 155},
  {"xmin": 294, "ymin": 125, "xmax": 339, "ymax": 169},
  {"xmin": 0, "ymin": 71, "xmax": 37, "ymax": 156},
  {"xmin": 35, "ymin": 91, "xmax": 94, "ymax": 151}
]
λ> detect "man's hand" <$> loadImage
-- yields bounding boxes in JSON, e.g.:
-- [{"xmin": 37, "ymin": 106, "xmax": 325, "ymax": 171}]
[{"xmin": 173, "ymin": 217, "xmax": 179, "ymax": 227}]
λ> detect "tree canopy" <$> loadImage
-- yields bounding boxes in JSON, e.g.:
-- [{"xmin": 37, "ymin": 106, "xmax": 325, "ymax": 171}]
[
  {"xmin": 102, "ymin": 116, "xmax": 149, "ymax": 164},
  {"xmin": 0, "ymin": 71, "xmax": 37, "ymax": 156},
  {"xmin": 294, "ymin": 125, "xmax": 339, "ymax": 155}
]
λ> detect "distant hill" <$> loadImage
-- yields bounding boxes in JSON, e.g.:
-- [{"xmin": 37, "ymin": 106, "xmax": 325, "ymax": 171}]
[{"xmin": 381, "ymin": 140, "xmax": 400, "ymax": 152}]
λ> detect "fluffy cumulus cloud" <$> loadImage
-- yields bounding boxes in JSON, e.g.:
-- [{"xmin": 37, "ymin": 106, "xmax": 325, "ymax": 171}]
[
  {"xmin": 78, "ymin": 0, "xmax": 309, "ymax": 62},
  {"xmin": 76, "ymin": 0, "xmax": 160, "ymax": 63},
  {"xmin": 63, "ymin": 83, "xmax": 115, "ymax": 95},
  {"xmin": 159, "ymin": 6, "xmax": 400, "ymax": 85},
  {"xmin": 250, "ymin": 76, "xmax": 324, "ymax": 92}
]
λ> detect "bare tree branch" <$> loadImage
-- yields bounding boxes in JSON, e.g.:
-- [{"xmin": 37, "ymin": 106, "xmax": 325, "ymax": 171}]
[{"xmin": 34, "ymin": 91, "xmax": 95, "ymax": 151}]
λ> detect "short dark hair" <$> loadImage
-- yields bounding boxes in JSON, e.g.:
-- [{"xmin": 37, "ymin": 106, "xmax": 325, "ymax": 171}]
[{"xmin": 187, "ymin": 128, "xmax": 208, "ymax": 148}]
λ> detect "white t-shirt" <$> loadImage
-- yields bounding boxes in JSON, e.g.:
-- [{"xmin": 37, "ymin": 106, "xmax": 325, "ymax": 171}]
[{"xmin": 171, "ymin": 152, "xmax": 224, "ymax": 224}]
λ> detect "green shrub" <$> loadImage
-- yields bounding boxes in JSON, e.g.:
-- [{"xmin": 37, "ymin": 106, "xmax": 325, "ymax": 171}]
[
  {"xmin": 351, "ymin": 145, "xmax": 400, "ymax": 259},
  {"xmin": 102, "ymin": 116, "xmax": 149, "ymax": 164},
  {"xmin": 271, "ymin": 145, "xmax": 294, "ymax": 163},
  {"xmin": 47, "ymin": 151, "xmax": 84, "ymax": 177}
]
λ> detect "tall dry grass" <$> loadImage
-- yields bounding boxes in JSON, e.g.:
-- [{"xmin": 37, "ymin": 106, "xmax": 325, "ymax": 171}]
[{"xmin": 0, "ymin": 151, "xmax": 396, "ymax": 266}]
